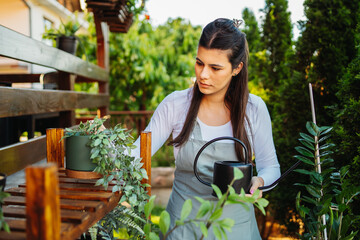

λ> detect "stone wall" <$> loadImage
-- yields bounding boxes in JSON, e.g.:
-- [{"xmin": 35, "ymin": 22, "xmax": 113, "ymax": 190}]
[{"xmin": 151, "ymin": 167, "xmax": 175, "ymax": 206}]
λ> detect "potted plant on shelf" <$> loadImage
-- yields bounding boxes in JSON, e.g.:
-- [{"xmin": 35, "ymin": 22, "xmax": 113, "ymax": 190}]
[
  {"xmin": 62, "ymin": 116, "xmax": 150, "ymax": 239},
  {"xmin": 42, "ymin": 15, "xmax": 81, "ymax": 54}
]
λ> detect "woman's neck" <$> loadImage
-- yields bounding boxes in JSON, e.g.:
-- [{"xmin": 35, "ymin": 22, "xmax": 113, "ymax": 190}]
[{"xmin": 198, "ymin": 95, "xmax": 230, "ymax": 126}]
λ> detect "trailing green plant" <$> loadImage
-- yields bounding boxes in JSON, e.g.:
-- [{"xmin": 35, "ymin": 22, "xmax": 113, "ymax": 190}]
[
  {"xmin": 64, "ymin": 116, "xmax": 150, "ymax": 239},
  {"xmin": 0, "ymin": 189, "xmax": 10, "ymax": 233},
  {"xmin": 295, "ymin": 121, "xmax": 360, "ymax": 239},
  {"xmin": 143, "ymin": 168, "xmax": 269, "ymax": 240}
]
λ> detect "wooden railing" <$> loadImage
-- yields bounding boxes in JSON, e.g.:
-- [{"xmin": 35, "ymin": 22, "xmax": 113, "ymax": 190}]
[{"xmin": 0, "ymin": 24, "xmax": 109, "ymax": 176}]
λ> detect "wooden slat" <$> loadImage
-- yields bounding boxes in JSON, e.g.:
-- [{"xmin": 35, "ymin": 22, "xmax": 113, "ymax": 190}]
[
  {"xmin": 3, "ymin": 206, "xmax": 89, "ymax": 223},
  {"xmin": 6, "ymin": 187, "xmax": 115, "ymax": 201},
  {"xmin": 0, "ymin": 231, "xmax": 26, "ymax": 240},
  {"xmin": 0, "ymin": 74, "xmax": 41, "ymax": 83},
  {"xmin": 0, "ymin": 87, "xmax": 109, "ymax": 118},
  {"xmin": 4, "ymin": 218, "xmax": 73, "ymax": 234},
  {"xmin": 0, "ymin": 136, "xmax": 46, "ymax": 176},
  {"xmin": 0, "ymin": 25, "xmax": 108, "ymax": 82},
  {"xmin": 4, "ymin": 195, "xmax": 103, "ymax": 212},
  {"xmin": 18, "ymin": 182, "xmax": 115, "ymax": 192}
]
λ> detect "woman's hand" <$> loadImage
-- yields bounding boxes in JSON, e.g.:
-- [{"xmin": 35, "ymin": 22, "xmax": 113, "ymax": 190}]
[{"xmin": 246, "ymin": 176, "xmax": 264, "ymax": 198}]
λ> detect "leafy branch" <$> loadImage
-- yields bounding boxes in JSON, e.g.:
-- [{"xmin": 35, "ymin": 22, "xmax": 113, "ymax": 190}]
[{"xmin": 143, "ymin": 168, "xmax": 269, "ymax": 240}]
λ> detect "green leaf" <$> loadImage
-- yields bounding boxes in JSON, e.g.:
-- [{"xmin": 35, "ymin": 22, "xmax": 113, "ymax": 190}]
[
  {"xmin": 257, "ymin": 198, "xmax": 269, "ymax": 208},
  {"xmin": 299, "ymin": 133, "xmax": 315, "ymax": 143},
  {"xmin": 294, "ymin": 155, "xmax": 315, "ymax": 165},
  {"xmin": 194, "ymin": 196, "xmax": 205, "ymax": 204},
  {"xmin": 233, "ymin": 167, "xmax": 244, "ymax": 180},
  {"xmin": 199, "ymin": 222, "xmax": 208, "ymax": 238},
  {"xmin": 95, "ymin": 178, "xmax": 105, "ymax": 186},
  {"xmin": 306, "ymin": 121, "xmax": 319, "ymax": 136},
  {"xmin": 318, "ymin": 134, "xmax": 331, "ymax": 143},
  {"xmin": 144, "ymin": 195, "xmax": 156, "ymax": 219},
  {"xmin": 159, "ymin": 211, "xmax": 170, "ymax": 235},
  {"xmin": 319, "ymin": 143, "xmax": 335, "ymax": 150},
  {"xmin": 149, "ymin": 232, "xmax": 160, "ymax": 240},
  {"xmin": 102, "ymin": 138, "xmax": 110, "ymax": 145},
  {"xmin": 213, "ymin": 225, "xmax": 223, "ymax": 240},
  {"xmin": 319, "ymin": 126, "xmax": 333, "ymax": 135},
  {"xmin": 196, "ymin": 200, "xmax": 211, "ymax": 219},
  {"xmin": 175, "ymin": 220, "xmax": 184, "ymax": 226},
  {"xmin": 305, "ymin": 185, "xmax": 321, "ymax": 198},
  {"xmin": 209, "ymin": 208, "xmax": 223, "ymax": 221},
  {"xmin": 211, "ymin": 184, "xmax": 222, "ymax": 199},
  {"xmin": 217, "ymin": 218, "xmax": 234, "ymax": 231},
  {"xmin": 295, "ymin": 146, "xmax": 314, "ymax": 158},
  {"xmin": 94, "ymin": 138, "xmax": 102, "ymax": 146},
  {"xmin": 180, "ymin": 199, "xmax": 192, "ymax": 221},
  {"xmin": 294, "ymin": 169, "xmax": 315, "ymax": 176},
  {"xmin": 144, "ymin": 223, "xmax": 151, "ymax": 235},
  {"xmin": 299, "ymin": 139, "xmax": 315, "ymax": 150}
]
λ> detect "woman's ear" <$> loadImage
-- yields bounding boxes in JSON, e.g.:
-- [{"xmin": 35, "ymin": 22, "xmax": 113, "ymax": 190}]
[{"xmin": 232, "ymin": 62, "xmax": 244, "ymax": 76}]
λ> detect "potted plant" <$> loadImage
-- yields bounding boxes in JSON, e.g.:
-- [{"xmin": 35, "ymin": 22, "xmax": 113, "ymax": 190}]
[
  {"xmin": 42, "ymin": 15, "xmax": 81, "ymax": 54},
  {"xmin": 62, "ymin": 116, "xmax": 150, "ymax": 239}
]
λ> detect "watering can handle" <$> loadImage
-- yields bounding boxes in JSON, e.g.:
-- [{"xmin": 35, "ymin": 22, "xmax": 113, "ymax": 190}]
[{"xmin": 193, "ymin": 136, "xmax": 248, "ymax": 187}]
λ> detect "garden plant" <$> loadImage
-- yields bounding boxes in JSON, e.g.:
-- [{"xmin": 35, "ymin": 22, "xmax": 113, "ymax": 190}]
[{"xmin": 295, "ymin": 122, "xmax": 360, "ymax": 239}]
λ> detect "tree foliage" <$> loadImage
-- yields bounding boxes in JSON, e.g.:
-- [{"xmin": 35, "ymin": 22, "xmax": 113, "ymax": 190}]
[
  {"xmin": 261, "ymin": 0, "xmax": 293, "ymax": 89},
  {"xmin": 109, "ymin": 18, "xmax": 201, "ymax": 111},
  {"xmin": 296, "ymin": 0, "xmax": 359, "ymax": 125}
]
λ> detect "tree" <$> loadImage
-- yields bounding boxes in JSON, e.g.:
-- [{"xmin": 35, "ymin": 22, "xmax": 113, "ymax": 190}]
[
  {"xmin": 261, "ymin": 0, "xmax": 293, "ymax": 90},
  {"xmin": 242, "ymin": 8, "xmax": 261, "ymax": 53}
]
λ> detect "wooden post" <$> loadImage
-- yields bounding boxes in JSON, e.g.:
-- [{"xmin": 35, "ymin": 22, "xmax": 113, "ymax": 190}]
[
  {"xmin": 26, "ymin": 163, "xmax": 60, "ymax": 240},
  {"xmin": 140, "ymin": 131, "xmax": 151, "ymax": 196},
  {"xmin": 94, "ymin": 10, "xmax": 110, "ymax": 118},
  {"xmin": 58, "ymin": 71, "xmax": 76, "ymax": 127},
  {"xmin": 46, "ymin": 128, "xmax": 65, "ymax": 168}
]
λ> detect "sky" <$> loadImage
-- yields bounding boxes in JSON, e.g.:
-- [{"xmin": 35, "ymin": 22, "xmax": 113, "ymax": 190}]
[{"xmin": 145, "ymin": 0, "xmax": 305, "ymax": 39}]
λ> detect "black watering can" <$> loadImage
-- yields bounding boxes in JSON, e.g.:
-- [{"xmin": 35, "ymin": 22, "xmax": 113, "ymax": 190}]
[{"xmin": 193, "ymin": 136, "xmax": 301, "ymax": 195}]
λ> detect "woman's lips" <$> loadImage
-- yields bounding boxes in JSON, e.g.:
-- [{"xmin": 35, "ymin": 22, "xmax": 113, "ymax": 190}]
[{"xmin": 199, "ymin": 82, "xmax": 211, "ymax": 87}]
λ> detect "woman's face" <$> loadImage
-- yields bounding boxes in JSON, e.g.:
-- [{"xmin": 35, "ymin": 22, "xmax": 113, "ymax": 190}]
[{"xmin": 195, "ymin": 46, "xmax": 241, "ymax": 98}]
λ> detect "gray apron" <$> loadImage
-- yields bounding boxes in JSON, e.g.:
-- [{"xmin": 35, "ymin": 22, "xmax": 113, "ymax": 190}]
[{"xmin": 165, "ymin": 122, "xmax": 261, "ymax": 240}]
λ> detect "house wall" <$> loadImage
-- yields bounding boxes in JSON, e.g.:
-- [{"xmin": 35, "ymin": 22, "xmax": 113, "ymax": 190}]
[{"xmin": 0, "ymin": 0, "xmax": 83, "ymax": 75}]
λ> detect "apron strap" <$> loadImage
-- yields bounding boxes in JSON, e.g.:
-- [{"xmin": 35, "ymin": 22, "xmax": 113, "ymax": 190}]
[{"xmin": 192, "ymin": 120, "xmax": 203, "ymax": 140}]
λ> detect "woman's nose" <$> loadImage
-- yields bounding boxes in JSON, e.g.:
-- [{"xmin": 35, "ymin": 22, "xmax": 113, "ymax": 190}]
[{"xmin": 200, "ymin": 66, "xmax": 209, "ymax": 79}]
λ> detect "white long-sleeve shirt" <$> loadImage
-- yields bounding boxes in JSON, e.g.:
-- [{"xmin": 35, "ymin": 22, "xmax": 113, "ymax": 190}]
[{"xmin": 133, "ymin": 88, "xmax": 280, "ymax": 189}]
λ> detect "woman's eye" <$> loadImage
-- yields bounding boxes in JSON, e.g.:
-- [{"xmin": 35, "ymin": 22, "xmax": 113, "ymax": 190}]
[
  {"xmin": 212, "ymin": 67, "xmax": 220, "ymax": 71},
  {"xmin": 196, "ymin": 61, "xmax": 203, "ymax": 66}
]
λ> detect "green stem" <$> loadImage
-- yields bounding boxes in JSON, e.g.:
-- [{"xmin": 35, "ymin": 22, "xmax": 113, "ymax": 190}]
[
  {"xmin": 337, "ymin": 197, "xmax": 344, "ymax": 240},
  {"xmin": 163, "ymin": 225, "xmax": 179, "ymax": 240},
  {"xmin": 199, "ymin": 178, "xmax": 235, "ymax": 240}
]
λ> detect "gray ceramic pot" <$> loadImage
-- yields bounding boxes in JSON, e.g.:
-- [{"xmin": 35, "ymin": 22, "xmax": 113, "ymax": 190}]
[{"xmin": 65, "ymin": 135, "xmax": 97, "ymax": 171}]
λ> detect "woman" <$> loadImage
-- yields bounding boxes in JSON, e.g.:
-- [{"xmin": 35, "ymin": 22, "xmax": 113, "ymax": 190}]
[{"xmin": 133, "ymin": 18, "xmax": 280, "ymax": 239}]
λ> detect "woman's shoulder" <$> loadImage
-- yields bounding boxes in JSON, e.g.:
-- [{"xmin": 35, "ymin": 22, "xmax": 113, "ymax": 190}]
[
  {"xmin": 162, "ymin": 87, "xmax": 193, "ymax": 107},
  {"xmin": 248, "ymin": 93, "xmax": 266, "ymax": 110}
]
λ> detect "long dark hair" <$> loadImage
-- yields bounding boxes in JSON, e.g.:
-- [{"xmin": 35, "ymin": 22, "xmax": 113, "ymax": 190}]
[{"xmin": 170, "ymin": 18, "xmax": 252, "ymax": 163}]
